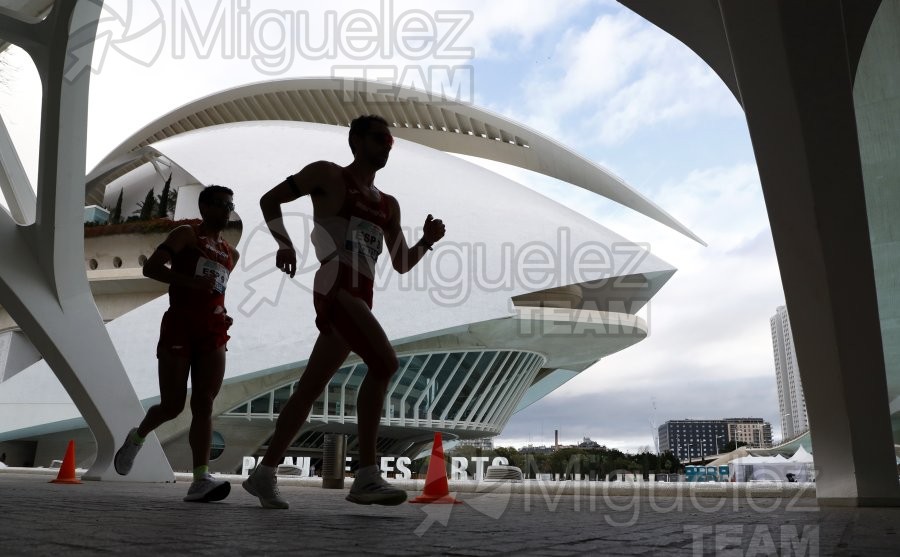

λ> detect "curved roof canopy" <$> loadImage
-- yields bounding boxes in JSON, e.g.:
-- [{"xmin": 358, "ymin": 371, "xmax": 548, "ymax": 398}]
[{"xmin": 87, "ymin": 77, "xmax": 704, "ymax": 245}]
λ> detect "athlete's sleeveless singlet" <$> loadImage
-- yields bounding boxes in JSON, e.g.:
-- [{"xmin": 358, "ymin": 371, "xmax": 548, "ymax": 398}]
[
  {"xmin": 157, "ymin": 225, "xmax": 235, "ymax": 357},
  {"xmin": 168, "ymin": 225, "xmax": 234, "ymax": 311},
  {"xmin": 310, "ymin": 168, "xmax": 393, "ymax": 333}
]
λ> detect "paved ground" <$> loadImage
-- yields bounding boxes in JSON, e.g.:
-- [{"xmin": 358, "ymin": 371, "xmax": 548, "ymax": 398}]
[{"xmin": 1, "ymin": 470, "xmax": 899, "ymax": 556}]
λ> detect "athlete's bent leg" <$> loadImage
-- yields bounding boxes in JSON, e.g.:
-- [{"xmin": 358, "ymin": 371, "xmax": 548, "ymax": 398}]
[
  {"xmin": 115, "ymin": 350, "xmax": 190, "ymax": 475},
  {"xmin": 245, "ymin": 332, "xmax": 350, "ymax": 509},
  {"xmin": 328, "ymin": 290, "xmax": 399, "ymax": 468},
  {"xmin": 188, "ymin": 345, "xmax": 226, "ymax": 469},
  {"xmin": 139, "ymin": 351, "xmax": 191, "ymax": 436},
  {"xmin": 260, "ymin": 332, "xmax": 351, "ymax": 467},
  {"xmin": 328, "ymin": 292, "xmax": 405, "ymax": 505},
  {"xmin": 180, "ymin": 346, "xmax": 231, "ymax": 502}
]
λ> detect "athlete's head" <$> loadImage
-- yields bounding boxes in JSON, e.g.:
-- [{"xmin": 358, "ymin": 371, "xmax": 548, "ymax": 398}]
[
  {"xmin": 349, "ymin": 114, "xmax": 393, "ymax": 170},
  {"xmin": 198, "ymin": 184, "xmax": 234, "ymax": 230}
]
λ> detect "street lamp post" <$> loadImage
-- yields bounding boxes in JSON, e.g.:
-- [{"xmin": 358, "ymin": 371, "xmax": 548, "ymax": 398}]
[{"xmin": 715, "ymin": 435, "xmax": 726, "ymax": 454}]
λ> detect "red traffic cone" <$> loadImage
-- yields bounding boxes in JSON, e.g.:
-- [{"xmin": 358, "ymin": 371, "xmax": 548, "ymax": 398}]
[
  {"xmin": 50, "ymin": 440, "xmax": 82, "ymax": 484},
  {"xmin": 410, "ymin": 432, "xmax": 461, "ymax": 504}
]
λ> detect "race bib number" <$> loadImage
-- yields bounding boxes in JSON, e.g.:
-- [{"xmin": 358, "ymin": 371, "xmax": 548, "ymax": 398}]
[
  {"xmin": 195, "ymin": 257, "xmax": 230, "ymax": 294},
  {"xmin": 345, "ymin": 216, "xmax": 384, "ymax": 262}
]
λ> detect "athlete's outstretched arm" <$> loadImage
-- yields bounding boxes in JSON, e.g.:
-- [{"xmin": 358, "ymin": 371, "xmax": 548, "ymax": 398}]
[
  {"xmin": 259, "ymin": 161, "xmax": 330, "ymax": 278},
  {"xmin": 384, "ymin": 197, "xmax": 445, "ymax": 274}
]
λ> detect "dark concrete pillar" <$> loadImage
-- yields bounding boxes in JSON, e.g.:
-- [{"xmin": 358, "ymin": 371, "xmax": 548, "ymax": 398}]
[{"xmin": 621, "ymin": 0, "xmax": 899, "ymax": 505}]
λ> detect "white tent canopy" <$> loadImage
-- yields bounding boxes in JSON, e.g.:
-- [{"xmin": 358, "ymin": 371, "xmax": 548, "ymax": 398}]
[
  {"xmin": 729, "ymin": 451, "xmax": 815, "ymax": 482},
  {"xmin": 788, "ymin": 446, "xmax": 814, "ymax": 463}
]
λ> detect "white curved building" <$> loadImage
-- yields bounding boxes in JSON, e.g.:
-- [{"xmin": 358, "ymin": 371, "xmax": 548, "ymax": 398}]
[{"xmin": 0, "ymin": 80, "xmax": 682, "ymax": 474}]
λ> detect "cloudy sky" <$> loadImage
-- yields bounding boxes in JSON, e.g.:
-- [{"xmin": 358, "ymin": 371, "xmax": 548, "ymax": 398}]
[{"xmin": 0, "ymin": 0, "xmax": 786, "ymax": 452}]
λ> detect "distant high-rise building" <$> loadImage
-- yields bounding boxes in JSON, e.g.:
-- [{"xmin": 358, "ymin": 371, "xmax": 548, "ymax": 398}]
[
  {"xmin": 658, "ymin": 420, "xmax": 729, "ymax": 462},
  {"xmin": 770, "ymin": 305, "xmax": 809, "ymax": 440},
  {"xmin": 658, "ymin": 418, "xmax": 773, "ymax": 462},
  {"xmin": 723, "ymin": 418, "xmax": 773, "ymax": 448}
]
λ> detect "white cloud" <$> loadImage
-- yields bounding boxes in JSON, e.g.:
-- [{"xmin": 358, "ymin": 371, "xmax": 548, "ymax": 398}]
[
  {"xmin": 562, "ymin": 163, "xmax": 782, "ymax": 384},
  {"xmin": 438, "ymin": 0, "xmax": 596, "ymax": 58},
  {"xmin": 505, "ymin": 9, "xmax": 740, "ymax": 146}
]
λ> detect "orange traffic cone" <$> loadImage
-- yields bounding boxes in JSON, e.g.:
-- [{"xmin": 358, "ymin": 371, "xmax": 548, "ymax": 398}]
[
  {"xmin": 50, "ymin": 440, "xmax": 82, "ymax": 484},
  {"xmin": 409, "ymin": 432, "xmax": 461, "ymax": 504}
]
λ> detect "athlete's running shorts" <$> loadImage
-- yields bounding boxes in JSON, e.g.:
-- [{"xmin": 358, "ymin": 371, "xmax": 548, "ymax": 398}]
[
  {"xmin": 156, "ymin": 308, "xmax": 231, "ymax": 358},
  {"xmin": 313, "ymin": 263, "xmax": 374, "ymax": 334},
  {"xmin": 313, "ymin": 265, "xmax": 396, "ymax": 377}
]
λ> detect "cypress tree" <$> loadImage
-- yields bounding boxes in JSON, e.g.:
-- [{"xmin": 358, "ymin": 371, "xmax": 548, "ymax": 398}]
[
  {"xmin": 156, "ymin": 174, "xmax": 172, "ymax": 218},
  {"xmin": 138, "ymin": 188, "xmax": 155, "ymax": 220}
]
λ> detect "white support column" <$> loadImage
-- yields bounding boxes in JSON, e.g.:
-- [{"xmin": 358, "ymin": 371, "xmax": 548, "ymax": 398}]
[
  {"xmin": 0, "ymin": 1, "xmax": 172, "ymax": 481},
  {"xmin": 173, "ymin": 183, "xmax": 204, "ymax": 221}
]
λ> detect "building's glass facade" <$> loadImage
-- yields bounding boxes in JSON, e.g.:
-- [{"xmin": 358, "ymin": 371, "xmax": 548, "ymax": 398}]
[{"xmin": 224, "ymin": 349, "xmax": 546, "ymax": 435}]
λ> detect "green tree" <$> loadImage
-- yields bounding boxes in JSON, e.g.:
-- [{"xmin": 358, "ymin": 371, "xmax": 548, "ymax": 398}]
[
  {"xmin": 547, "ymin": 447, "xmax": 589, "ymax": 479},
  {"xmin": 659, "ymin": 451, "xmax": 678, "ymax": 472},
  {"xmin": 136, "ymin": 188, "xmax": 155, "ymax": 221},
  {"xmin": 722, "ymin": 440, "xmax": 746, "ymax": 453},
  {"xmin": 156, "ymin": 174, "xmax": 173, "ymax": 218},
  {"xmin": 608, "ymin": 456, "xmax": 637, "ymax": 475},
  {"xmin": 494, "ymin": 446, "xmax": 522, "ymax": 469}
]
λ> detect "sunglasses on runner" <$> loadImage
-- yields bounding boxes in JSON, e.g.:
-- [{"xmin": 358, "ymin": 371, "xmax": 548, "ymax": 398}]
[
  {"xmin": 205, "ymin": 199, "xmax": 235, "ymax": 211},
  {"xmin": 368, "ymin": 131, "xmax": 394, "ymax": 147}
]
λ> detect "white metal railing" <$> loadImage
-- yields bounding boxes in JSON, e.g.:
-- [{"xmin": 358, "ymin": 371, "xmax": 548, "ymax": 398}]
[{"xmin": 222, "ymin": 348, "xmax": 546, "ymax": 433}]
